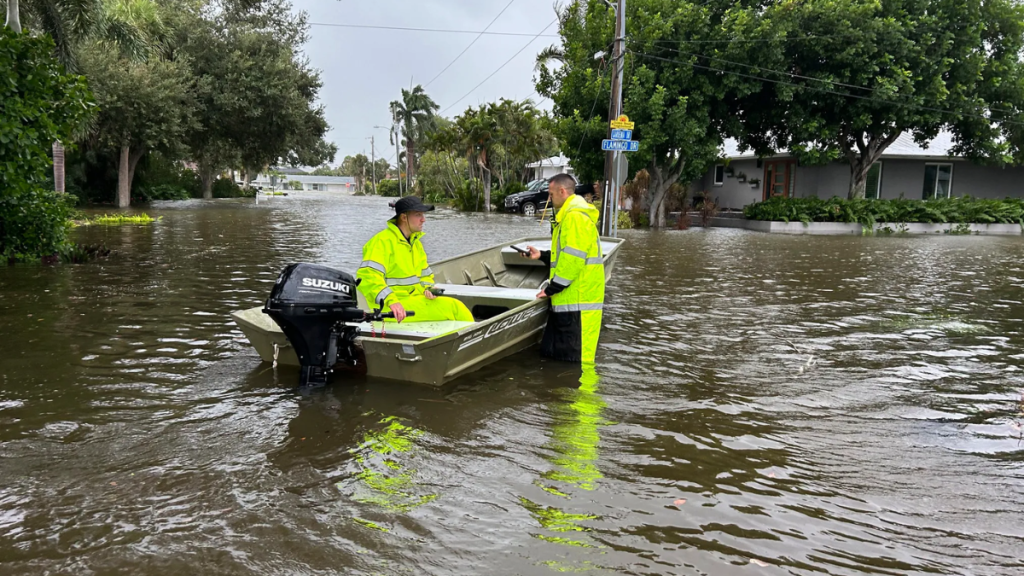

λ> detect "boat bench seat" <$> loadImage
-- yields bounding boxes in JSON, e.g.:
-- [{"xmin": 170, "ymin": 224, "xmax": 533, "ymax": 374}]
[
  {"xmin": 434, "ymin": 283, "xmax": 538, "ymax": 301},
  {"xmin": 350, "ymin": 319, "xmax": 476, "ymax": 339}
]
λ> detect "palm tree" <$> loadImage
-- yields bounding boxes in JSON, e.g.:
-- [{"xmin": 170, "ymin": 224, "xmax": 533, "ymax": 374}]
[
  {"xmin": 390, "ymin": 85, "xmax": 438, "ymax": 192},
  {"xmin": 459, "ymin": 106, "xmax": 498, "ymax": 212}
]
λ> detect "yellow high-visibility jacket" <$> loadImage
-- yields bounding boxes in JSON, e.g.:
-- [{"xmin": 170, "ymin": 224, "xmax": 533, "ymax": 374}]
[
  {"xmin": 541, "ymin": 194, "xmax": 605, "ymax": 362},
  {"xmin": 357, "ymin": 220, "xmax": 435, "ymax": 310}
]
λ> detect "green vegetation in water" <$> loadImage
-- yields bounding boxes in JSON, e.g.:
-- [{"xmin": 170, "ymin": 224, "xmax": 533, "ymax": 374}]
[
  {"xmin": 263, "ymin": 191, "xmax": 288, "ymax": 196},
  {"xmin": 81, "ymin": 213, "xmax": 160, "ymax": 226},
  {"xmin": 744, "ymin": 196, "xmax": 1024, "ymax": 227}
]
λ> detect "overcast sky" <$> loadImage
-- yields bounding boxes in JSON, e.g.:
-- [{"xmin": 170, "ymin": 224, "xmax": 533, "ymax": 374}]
[{"xmin": 293, "ymin": 0, "xmax": 563, "ymax": 166}]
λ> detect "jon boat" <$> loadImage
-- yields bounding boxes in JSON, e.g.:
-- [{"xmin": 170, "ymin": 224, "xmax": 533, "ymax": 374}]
[{"xmin": 231, "ymin": 236, "xmax": 624, "ymax": 386}]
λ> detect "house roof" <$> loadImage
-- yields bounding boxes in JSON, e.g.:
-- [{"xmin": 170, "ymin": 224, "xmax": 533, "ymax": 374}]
[
  {"xmin": 720, "ymin": 131, "xmax": 960, "ymax": 161},
  {"xmin": 284, "ymin": 175, "xmax": 356, "ymax": 184},
  {"xmin": 526, "ymin": 154, "xmax": 570, "ymax": 168}
]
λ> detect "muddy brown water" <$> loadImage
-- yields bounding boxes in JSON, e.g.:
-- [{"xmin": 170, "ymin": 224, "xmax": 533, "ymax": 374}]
[{"xmin": 1, "ymin": 194, "xmax": 1023, "ymax": 575}]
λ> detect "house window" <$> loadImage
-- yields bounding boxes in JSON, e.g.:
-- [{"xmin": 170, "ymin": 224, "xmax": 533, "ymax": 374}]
[
  {"xmin": 865, "ymin": 162, "xmax": 883, "ymax": 199},
  {"xmin": 923, "ymin": 163, "xmax": 953, "ymax": 199},
  {"xmin": 713, "ymin": 165, "xmax": 725, "ymax": 186}
]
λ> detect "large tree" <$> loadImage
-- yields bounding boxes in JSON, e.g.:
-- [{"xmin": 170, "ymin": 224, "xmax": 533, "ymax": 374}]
[
  {"xmin": 80, "ymin": 42, "xmax": 194, "ymax": 206},
  {"xmin": 730, "ymin": 0, "xmax": 1024, "ymax": 199},
  {"xmin": 537, "ymin": 0, "xmax": 752, "ymax": 227},
  {"xmin": 176, "ymin": 1, "xmax": 336, "ymax": 196}
]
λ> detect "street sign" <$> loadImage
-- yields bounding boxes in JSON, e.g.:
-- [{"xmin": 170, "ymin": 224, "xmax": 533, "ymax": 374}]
[
  {"xmin": 614, "ymin": 153, "xmax": 629, "ymax": 186},
  {"xmin": 610, "ymin": 129, "xmax": 632, "ymax": 140},
  {"xmin": 602, "ymin": 139, "xmax": 639, "ymax": 152},
  {"xmin": 609, "ymin": 114, "xmax": 634, "ymax": 130}
]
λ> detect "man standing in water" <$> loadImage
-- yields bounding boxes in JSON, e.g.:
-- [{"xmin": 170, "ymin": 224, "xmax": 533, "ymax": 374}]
[
  {"xmin": 523, "ymin": 174, "xmax": 605, "ymax": 362},
  {"xmin": 358, "ymin": 196, "xmax": 474, "ymax": 323}
]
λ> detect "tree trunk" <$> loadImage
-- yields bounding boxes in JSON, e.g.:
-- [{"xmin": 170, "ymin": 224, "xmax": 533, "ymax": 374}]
[
  {"xmin": 117, "ymin": 144, "xmax": 131, "ymax": 207},
  {"xmin": 646, "ymin": 160, "xmax": 685, "ymax": 228},
  {"xmin": 848, "ymin": 160, "xmax": 870, "ymax": 199},
  {"xmin": 128, "ymin": 149, "xmax": 144, "ymax": 195},
  {"xmin": 6, "ymin": 0, "xmax": 21, "ymax": 33},
  {"xmin": 844, "ymin": 130, "xmax": 900, "ymax": 199},
  {"xmin": 478, "ymin": 151, "xmax": 491, "ymax": 213},
  {"xmin": 200, "ymin": 164, "xmax": 215, "ymax": 199},
  {"xmin": 53, "ymin": 141, "xmax": 65, "ymax": 193},
  {"xmin": 406, "ymin": 140, "xmax": 415, "ymax": 192}
]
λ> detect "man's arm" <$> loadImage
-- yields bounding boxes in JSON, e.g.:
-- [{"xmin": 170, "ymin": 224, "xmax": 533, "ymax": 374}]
[{"xmin": 357, "ymin": 238, "xmax": 398, "ymax": 310}]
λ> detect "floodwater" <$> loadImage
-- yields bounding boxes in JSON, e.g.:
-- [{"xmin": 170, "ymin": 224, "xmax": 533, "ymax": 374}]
[{"xmin": 1, "ymin": 193, "xmax": 1023, "ymax": 575}]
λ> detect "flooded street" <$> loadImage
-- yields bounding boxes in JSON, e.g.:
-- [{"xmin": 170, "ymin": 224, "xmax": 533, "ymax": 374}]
[{"xmin": 1, "ymin": 193, "xmax": 1023, "ymax": 575}]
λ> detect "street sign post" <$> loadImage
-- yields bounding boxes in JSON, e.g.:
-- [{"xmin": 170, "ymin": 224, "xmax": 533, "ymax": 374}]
[
  {"xmin": 601, "ymin": 139, "xmax": 639, "ymax": 152},
  {"xmin": 614, "ymin": 154, "xmax": 629, "ymax": 187}
]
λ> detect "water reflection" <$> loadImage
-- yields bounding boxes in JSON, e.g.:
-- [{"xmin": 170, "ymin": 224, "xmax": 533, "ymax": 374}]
[{"xmin": 521, "ymin": 364, "xmax": 606, "ymax": 556}]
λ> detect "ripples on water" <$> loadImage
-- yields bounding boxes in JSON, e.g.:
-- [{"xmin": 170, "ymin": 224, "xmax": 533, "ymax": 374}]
[{"xmin": 1, "ymin": 194, "xmax": 1023, "ymax": 575}]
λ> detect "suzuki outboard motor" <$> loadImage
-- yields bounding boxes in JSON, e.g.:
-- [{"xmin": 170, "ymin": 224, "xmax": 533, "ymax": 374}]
[{"xmin": 262, "ymin": 263, "xmax": 368, "ymax": 386}]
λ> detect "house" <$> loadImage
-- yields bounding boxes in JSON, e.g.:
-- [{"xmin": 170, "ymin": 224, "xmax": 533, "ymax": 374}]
[
  {"xmin": 699, "ymin": 132, "xmax": 1024, "ymax": 211},
  {"xmin": 527, "ymin": 154, "xmax": 575, "ymax": 181},
  {"xmin": 250, "ymin": 173, "xmax": 357, "ymax": 192}
]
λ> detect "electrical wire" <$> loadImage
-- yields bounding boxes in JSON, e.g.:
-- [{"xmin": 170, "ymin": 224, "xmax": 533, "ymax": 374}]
[
  {"xmin": 425, "ymin": 0, "xmax": 517, "ymax": 87},
  {"xmin": 308, "ymin": 22, "xmax": 558, "ymax": 38},
  {"xmin": 440, "ymin": 19, "xmax": 558, "ymax": 115}
]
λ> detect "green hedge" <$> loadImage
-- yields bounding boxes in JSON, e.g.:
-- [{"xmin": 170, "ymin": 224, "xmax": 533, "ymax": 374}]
[
  {"xmin": 743, "ymin": 196, "xmax": 1024, "ymax": 226},
  {"xmin": 0, "ymin": 191, "xmax": 76, "ymax": 262}
]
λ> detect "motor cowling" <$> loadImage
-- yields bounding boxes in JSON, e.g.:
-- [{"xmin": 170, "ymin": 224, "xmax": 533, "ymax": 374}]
[{"xmin": 263, "ymin": 263, "xmax": 366, "ymax": 386}]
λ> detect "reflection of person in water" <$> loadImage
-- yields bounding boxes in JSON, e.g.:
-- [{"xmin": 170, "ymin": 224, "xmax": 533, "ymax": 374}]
[{"xmin": 521, "ymin": 364, "xmax": 606, "ymax": 550}]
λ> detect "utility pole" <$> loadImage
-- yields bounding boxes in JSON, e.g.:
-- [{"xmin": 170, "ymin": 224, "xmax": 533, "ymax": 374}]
[
  {"xmin": 601, "ymin": 0, "xmax": 627, "ymax": 236},
  {"xmin": 370, "ymin": 135, "xmax": 377, "ymax": 195},
  {"xmin": 393, "ymin": 106, "xmax": 404, "ymax": 196}
]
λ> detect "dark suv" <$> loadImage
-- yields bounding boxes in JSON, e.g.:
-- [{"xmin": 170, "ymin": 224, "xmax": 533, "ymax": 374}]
[{"xmin": 504, "ymin": 179, "xmax": 551, "ymax": 215}]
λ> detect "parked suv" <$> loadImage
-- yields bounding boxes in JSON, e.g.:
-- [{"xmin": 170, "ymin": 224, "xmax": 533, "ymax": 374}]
[{"xmin": 504, "ymin": 179, "xmax": 550, "ymax": 215}]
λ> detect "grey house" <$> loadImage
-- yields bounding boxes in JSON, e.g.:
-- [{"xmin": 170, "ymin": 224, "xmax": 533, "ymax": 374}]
[{"xmin": 699, "ymin": 132, "xmax": 1024, "ymax": 211}]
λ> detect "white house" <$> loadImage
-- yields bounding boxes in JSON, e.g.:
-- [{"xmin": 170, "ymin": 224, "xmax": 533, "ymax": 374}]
[
  {"xmin": 526, "ymin": 154, "xmax": 574, "ymax": 181},
  {"xmin": 699, "ymin": 131, "xmax": 1024, "ymax": 211},
  {"xmin": 251, "ymin": 173, "xmax": 357, "ymax": 193}
]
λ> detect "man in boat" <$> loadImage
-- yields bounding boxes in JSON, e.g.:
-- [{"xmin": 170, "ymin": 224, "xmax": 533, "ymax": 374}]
[
  {"xmin": 523, "ymin": 174, "xmax": 605, "ymax": 363},
  {"xmin": 357, "ymin": 196, "xmax": 474, "ymax": 323}
]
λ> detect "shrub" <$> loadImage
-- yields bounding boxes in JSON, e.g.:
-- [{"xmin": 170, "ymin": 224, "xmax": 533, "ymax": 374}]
[
  {"xmin": 138, "ymin": 184, "xmax": 191, "ymax": 201},
  {"xmin": 1, "ymin": 30, "xmax": 93, "ymax": 262},
  {"xmin": 377, "ymin": 179, "xmax": 402, "ymax": 197},
  {"xmin": 0, "ymin": 191, "xmax": 76, "ymax": 262},
  {"xmin": 212, "ymin": 178, "xmax": 254, "ymax": 198},
  {"xmin": 743, "ymin": 196, "xmax": 1024, "ymax": 226}
]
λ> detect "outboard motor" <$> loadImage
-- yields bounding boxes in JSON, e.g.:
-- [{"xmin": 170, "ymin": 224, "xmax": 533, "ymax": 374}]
[{"xmin": 262, "ymin": 263, "xmax": 369, "ymax": 386}]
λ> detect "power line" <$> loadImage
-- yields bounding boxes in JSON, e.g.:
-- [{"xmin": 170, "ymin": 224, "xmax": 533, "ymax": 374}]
[
  {"xmin": 308, "ymin": 22, "xmax": 558, "ymax": 38},
  {"xmin": 425, "ymin": 0, "xmax": 517, "ymax": 87},
  {"xmin": 440, "ymin": 19, "xmax": 558, "ymax": 115},
  {"xmin": 628, "ymin": 50, "xmax": 1024, "ymax": 127},
  {"xmin": 643, "ymin": 43, "xmax": 879, "ymax": 95}
]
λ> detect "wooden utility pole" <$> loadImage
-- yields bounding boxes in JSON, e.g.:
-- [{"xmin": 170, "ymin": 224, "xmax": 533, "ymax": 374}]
[
  {"xmin": 601, "ymin": 0, "xmax": 626, "ymax": 235},
  {"xmin": 370, "ymin": 135, "xmax": 377, "ymax": 194}
]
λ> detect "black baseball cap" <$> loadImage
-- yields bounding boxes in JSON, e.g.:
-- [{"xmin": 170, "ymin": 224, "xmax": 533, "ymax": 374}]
[{"xmin": 393, "ymin": 196, "xmax": 435, "ymax": 216}]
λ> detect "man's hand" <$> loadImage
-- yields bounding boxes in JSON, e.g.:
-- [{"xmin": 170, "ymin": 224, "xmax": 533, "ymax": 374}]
[
  {"xmin": 526, "ymin": 245, "xmax": 541, "ymax": 260},
  {"xmin": 535, "ymin": 290, "xmax": 548, "ymax": 299},
  {"xmin": 424, "ymin": 289, "xmax": 436, "ymax": 300},
  {"xmin": 388, "ymin": 302, "xmax": 407, "ymax": 323}
]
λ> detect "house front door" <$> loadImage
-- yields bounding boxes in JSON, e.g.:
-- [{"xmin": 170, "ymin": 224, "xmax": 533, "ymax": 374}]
[{"xmin": 764, "ymin": 160, "xmax": 795, "ymax": 200}]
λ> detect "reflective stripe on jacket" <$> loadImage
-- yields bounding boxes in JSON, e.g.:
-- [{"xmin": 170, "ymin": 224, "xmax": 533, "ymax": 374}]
[
  {"xmin": 548, "ymin": 194, "xmax": 604, "ymax": 311},
  {"xmin": 357, "ymin": 221, "xmax": 436, "ymax": 309}
]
